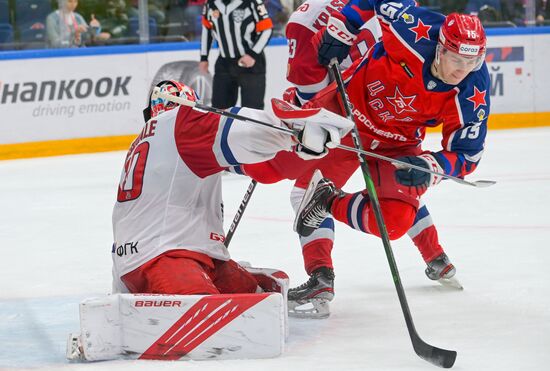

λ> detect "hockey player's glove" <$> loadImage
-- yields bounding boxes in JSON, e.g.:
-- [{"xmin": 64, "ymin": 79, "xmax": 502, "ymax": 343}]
[
  {"xmin": 394, "ymin": 154, "xmax": 445, "ymax": 189},
  {"xmin": 271, "ymin": 98, "xmax": 353, "ymax": 160},
  {"xmin": 317, "ymin": 15, "xmax": 359, "ymax": 66}
]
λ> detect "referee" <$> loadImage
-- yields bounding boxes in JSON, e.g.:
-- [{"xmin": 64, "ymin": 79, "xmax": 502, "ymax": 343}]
[{"xmin": 199, "ymin": 0, "xmax": 273, "ymax": 109}]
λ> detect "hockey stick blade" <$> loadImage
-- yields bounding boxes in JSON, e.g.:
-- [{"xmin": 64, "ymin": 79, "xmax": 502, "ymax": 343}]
[
  {"xmin": 412, "ymin": 335, "xmax": 457, "ymax": 368},
  {"xmin": 469, "ymin": 180, "xmax": 496, "ymax": 188}
]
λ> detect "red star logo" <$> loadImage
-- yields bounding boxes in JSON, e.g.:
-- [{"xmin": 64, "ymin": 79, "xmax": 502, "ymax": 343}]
[
  {"xmin": 466, "ymin": 87, "xmax": 487, "ymax": 111},
  {"xmin": 410, "ymin": 19, "xmax": 431, "ymax": 43},
  {"xmin": 386, "ymin": 87, "xmax": 417, "ymax": 114}
]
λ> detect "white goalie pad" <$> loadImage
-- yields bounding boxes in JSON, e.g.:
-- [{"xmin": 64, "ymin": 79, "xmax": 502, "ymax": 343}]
[
  {"xmin": 68, "ymin": 292, "xmax": 285, "ymax": 362},
  {"xmin": 242, "ymin": 266, "xmax": 290, "ymax": 339}
]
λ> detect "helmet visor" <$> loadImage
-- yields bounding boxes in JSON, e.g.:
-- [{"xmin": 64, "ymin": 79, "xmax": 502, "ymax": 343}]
[{"xmin": 439, "ymin": 44, "xmax": 485, "ymax": 73}]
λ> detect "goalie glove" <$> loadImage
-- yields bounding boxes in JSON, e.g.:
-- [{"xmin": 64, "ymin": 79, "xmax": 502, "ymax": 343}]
[
  {"xmin": 394, "ymin": 154, "xmax": 445, "ymax": 189},
  {"xmin": 271, "ymin": 98, "xmax": 353, "ymax": 160},
  {"xmin": 294, "ymin": 125, "xmax": 330, "ymax": 160},
  {"xmin": 317, "ymin": 14, "xmax": 360, "ymax": 66}
]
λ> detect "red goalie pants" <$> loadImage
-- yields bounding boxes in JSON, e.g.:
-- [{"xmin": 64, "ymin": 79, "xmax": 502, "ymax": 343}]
[{"xmin": 121, "ymin": 250, "xmax": 258, "ymax": 295}]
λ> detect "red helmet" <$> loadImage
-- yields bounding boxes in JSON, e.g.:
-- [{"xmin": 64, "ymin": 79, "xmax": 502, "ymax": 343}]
[
  {"xmin": 143, "ymin": 80, "xmax": 199, "ymax": 121},
  {"xmin": 439, "ymin": 13, "xmax": 486, "ymax": 57}
]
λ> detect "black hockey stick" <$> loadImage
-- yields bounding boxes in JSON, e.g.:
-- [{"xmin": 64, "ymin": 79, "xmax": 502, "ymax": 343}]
[
  {"xmin": 224, "ymin": 179, "xmax": 257, "ymax": 247},
  {"xmin": 329, "ymin": 60, "xmax": 457, "ymax": 369}
]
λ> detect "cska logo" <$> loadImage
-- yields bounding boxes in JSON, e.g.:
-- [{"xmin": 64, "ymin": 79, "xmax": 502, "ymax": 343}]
[{"xmin": 386, "ymin": 86, "xmax": 417, "ymax": 114}]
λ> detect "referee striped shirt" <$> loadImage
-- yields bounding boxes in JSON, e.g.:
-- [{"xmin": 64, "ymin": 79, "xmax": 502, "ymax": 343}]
[{"xmin": 200, "ymin": 0, "xmax": 273, "ymax": 60}]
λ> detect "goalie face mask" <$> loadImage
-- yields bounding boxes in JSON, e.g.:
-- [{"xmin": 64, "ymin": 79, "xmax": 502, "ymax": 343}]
[{"xmin": 143, "ymin": 80, "xmax": 199, "ymax": 122}]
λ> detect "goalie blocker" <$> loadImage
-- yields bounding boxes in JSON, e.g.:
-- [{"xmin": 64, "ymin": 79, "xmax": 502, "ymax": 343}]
[{"xmin": 68, "ymin": 267, "xmax": 289, "ymax": 362}]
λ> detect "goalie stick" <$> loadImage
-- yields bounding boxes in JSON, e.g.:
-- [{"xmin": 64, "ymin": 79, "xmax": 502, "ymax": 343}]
[
  {"xmin": 152, "ymin": 87, "xmax": 495, "ymax": 189},
  {"xmin": 329, "ymin": 59, "xmax": 457, "ymax": 369},
  {"xmin": 224, "ymin": 179, "xmax": 257, "ymax": 247}
]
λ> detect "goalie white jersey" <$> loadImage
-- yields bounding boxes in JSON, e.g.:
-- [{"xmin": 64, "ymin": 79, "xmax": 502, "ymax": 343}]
[{"xmin": 112, "ymin": 105, "xmax": 293, "ymax": 282}]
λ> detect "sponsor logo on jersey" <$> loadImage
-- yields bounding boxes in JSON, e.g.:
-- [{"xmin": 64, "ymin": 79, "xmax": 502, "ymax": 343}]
[
  {"xmin": 402, "ymin": 13, "xmax": 414, "ymax": 24},
  {"xmin": 210, "ymin": 232, "xmax": 226, "ymax": 243},
  {"xmin": 477, "ymin": 109, "xmax": 486, "ymax": 121},
  {"xmin": 399, "ymin": 61, "xmax": 414, "ymax": 78},
  {"xmin": 427, "ymin": 80, "xmax": 437, "ymax": 90},
  {"xmin": 353, "ymin": 108, "xmax": 407, "ymax": 141},
  {"xmin": 113, "ymin": 241, "xmax": 139, "ymax": 257},
  {"xmin": 459, "ymin": 43, "xmax": 480, "ymax": 56}
]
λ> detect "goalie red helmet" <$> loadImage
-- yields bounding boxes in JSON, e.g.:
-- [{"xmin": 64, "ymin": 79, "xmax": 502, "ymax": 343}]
[
  {"xmin": 439, "ymin": 13, "xmax": 486, "ymax": 58},
  {"xmin": 143, "ymin": 80, "xmax": 199, "ymax": 121}
]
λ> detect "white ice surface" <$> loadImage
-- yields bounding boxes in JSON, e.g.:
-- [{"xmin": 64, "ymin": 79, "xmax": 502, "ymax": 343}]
[{"xmin": 0, "ymin": 128, "xmax": 549, "ymax": 371}]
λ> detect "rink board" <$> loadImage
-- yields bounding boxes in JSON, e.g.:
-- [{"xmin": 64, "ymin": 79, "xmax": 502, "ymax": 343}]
[{"xmin": 1, "ymin": 30, "xmax": 550, "ymax": 159}]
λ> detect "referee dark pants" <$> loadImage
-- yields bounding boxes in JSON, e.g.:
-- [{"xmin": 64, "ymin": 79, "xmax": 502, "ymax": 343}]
[{"xmin": 212, "ymin": 53, "xmax": 266, "ymax": 110}]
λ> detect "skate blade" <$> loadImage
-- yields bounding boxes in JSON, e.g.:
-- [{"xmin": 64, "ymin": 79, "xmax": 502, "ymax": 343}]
[
  {"xmin": 437, "ymin": 276, "xmax": 464, "ymax": 290},
  {"xmin": 288, "ymin": 299, "xmax": 330, "ymax": 319}
]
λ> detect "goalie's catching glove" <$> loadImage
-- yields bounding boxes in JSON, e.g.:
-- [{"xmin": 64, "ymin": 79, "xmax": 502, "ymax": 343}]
[{"xmin": 271, "ymin": 98, "xmax": 353, "ymax": 160}]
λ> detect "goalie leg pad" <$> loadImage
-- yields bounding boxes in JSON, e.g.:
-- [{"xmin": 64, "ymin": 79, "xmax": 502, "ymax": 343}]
[
  {"xmin": 68, "ymin": 293, "xmax": 285, "ymax": 361},
  {"xmin": 243, "ymin": 266, "xmax": 290, "ymax": 340}
]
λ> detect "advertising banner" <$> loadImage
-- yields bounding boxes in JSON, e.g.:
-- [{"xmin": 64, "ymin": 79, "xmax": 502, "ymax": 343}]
[{"xmin": 1, "ymin": 32, "xmax": 549, "ymax": 157}]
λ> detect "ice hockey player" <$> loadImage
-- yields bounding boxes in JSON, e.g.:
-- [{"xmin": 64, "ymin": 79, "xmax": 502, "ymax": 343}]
[
  {"xmin": 240, "ymin": 0, "xmax": 487, "ymax": 318},
  {"xmin": 111, "ymin": 80, "xmax": 354, "ymax": 296},
  {"xmin": 287, "ymin": 0, "xmax": 490, "ymax": 312},
  {"xmin": 284, "ymin": 0, "xmax": 378, "ymax": 105}
]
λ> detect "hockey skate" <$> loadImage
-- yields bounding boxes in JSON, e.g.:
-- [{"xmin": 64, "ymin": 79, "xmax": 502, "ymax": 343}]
[
  {"xmin": 288, "ymin": 267, "xmax": 334, "ymax": 319},
  {"xmin": 293, "ymin": 170, "xmax": 342, "ymax": 237},
  {"xmin": 426, "ymin": 253, "xmax": 463, "ymax": 290},
  {"xmin": 66, "ymin": 333, "xmax": 85, "ymax": 361}
]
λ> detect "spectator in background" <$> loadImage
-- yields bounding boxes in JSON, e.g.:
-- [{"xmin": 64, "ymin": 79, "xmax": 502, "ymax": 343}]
[
  {"xmin": 537, "ymin": 0, "xmax": 550, "ymax": 24},
  {"xmin": 501, "ymin": 0, "xmax": 527, "ymax": 25},
  {"xmin": 465, "ymin": 0, "xmax": 503, "ymax": 21},
  {"xmin": 128, "ymin": 0, "xmax": 166, "ymax": 27},
  {"xmin": 162, "ymin": 0, "xmax": 198, "ymax": 40},
  {"xmin": 199, "ymin": 0, "xmax": 273, "ymax": 110},
  {"xmin": 183, "ymin": 0, "xmax": 206, "ymax": 39},
  {"xmin": 46, "ymin": 0, "xmax": 110, "ymax": 48},
  {"xmin": 436, "ymin": 0, "xmax": 469, "ymax": 14},
  {"xmin": 264, "ymin": 0, "xmax": 290, "ymax": 36},
  {"xmin": 100, "ymin": 0, "xmax": 129, "ymax": 39}
]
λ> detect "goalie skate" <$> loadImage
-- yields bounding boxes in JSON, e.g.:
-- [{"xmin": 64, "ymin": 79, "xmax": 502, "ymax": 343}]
[
  {"xmin": 288, "ymin": 298, "xmax": 331, "ymax": 319},
  {"xmin": 66, "ymin": 333, "xmax": 84, "ymax": 361}
]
